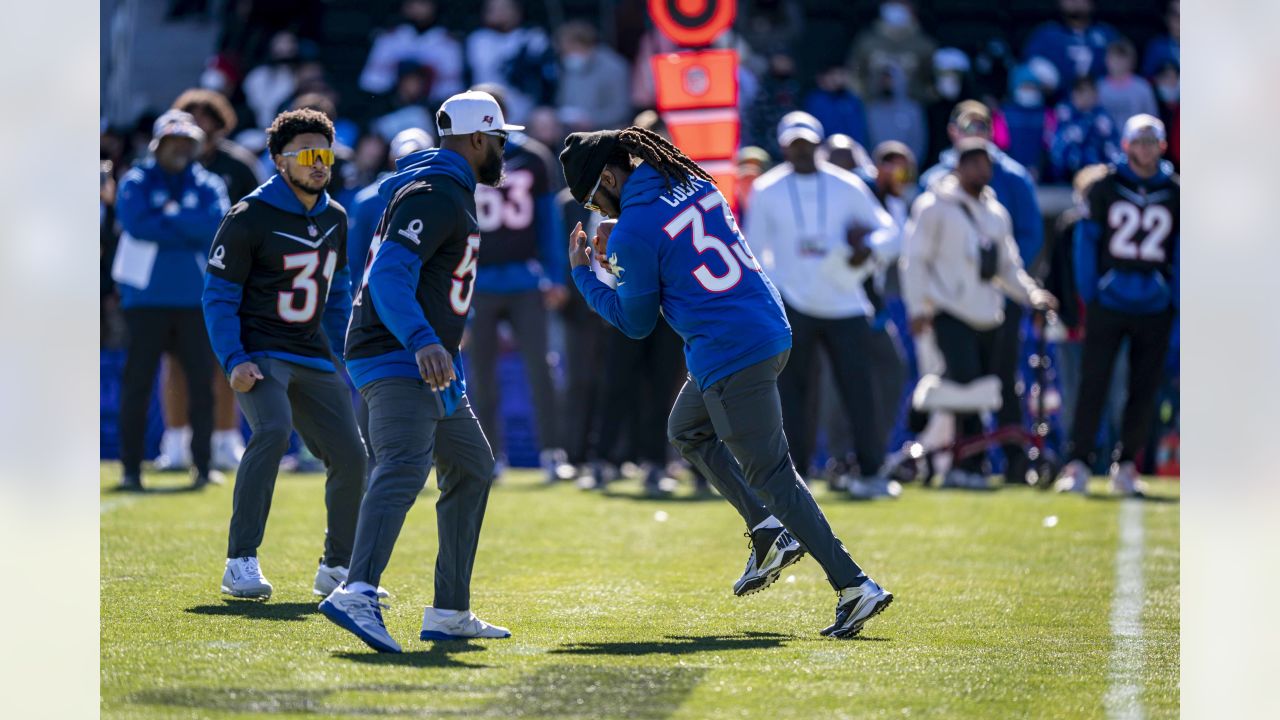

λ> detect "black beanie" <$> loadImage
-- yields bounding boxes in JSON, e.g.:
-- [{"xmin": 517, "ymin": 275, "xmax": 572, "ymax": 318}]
[{"xmin": 560, "ymin": 130, "xmax": 621, "ymax": 204}]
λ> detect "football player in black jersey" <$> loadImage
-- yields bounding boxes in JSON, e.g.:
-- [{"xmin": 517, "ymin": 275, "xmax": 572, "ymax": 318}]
[
  {"xmin": 203, "ymin": 109, "xmax": 372, "ymax": 601},
  {"xmin": 320, "ymin": 91, "xmax": 517, "ymax": 653},
  {"xmin": 1054, "ymin": 114, "xmax": 1179, "ymax": 497}
]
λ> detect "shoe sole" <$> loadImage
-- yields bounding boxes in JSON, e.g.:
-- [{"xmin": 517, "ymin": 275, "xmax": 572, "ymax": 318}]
[
  {"xmin": 319, "ymin": 600, "xmax": 401, "ymax": 653},
  {"xmin": 826, "ymin": 593, "xmax": 894, "ymax": 639},
  {"xmin": 220, "ymin": 585, "xmax": 272, "ymax": 600},
  {"xmin": 420, "ymin": 630, "xmax": 511, "ymax": 641},
  {"xmin": 734, "ymin": 544, "xmax": 807, "ymax": 597}
]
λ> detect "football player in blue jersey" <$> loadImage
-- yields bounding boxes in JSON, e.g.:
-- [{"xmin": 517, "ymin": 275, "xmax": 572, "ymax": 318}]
[{"xmin": 561, "ymin": 127, "xmax": 894, "ymax": 639}]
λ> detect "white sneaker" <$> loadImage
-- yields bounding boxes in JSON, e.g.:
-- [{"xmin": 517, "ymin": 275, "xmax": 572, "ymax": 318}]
[
  {"xmin": 1109, "ymin": 461, "xmax": 1146, "ymax": 497},
  {"xmin": 420, "ymin": 607, "xmax": 511, "ymax": 640},
  {"xmin": 540, "ymin": 448, "xmax": 575, "ymax": 483},
  {"xmin": 319, "ymin": 585, "xmax": 401, "ymax": 653},
  {"xmin": 221, "ymin": 557, "xmax": 272, "ymax": 599},
  {"xmin": 821, "ymin": 578, "xmax": 894, "ymax": 639},
  {"xmin": 847, "ymin": 476, "xmax": 903, "ymax": 500},
  {"xmin": 153, "ymin": 427, "xmax": 192, "ymax": 471},
  {"xmin": 733, "ymin": 523, "xmax": 806, "ymax": 596},
  {"xmin": 313, "ymin": 563, "xmax": 390, "ymax": 598},
  {"xmin": 941, "ymin": 469, "xmax": 989, "ymax": 490},
  {"xmin": 1054, "ymin": 460, "xmax": 1090, "ymax": 494},
  {"xmin": 212, "ymin": 430, "xmax": 245, "ymax": 471}
]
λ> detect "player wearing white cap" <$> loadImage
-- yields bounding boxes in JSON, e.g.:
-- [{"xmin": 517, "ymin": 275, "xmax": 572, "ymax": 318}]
[
  {"xmin": 320, "ymin": 91, "xmax": 521, "ymax": 653},
  {"xmin": 1055, "ymin": 114, "xmax": 1179, "ymax": 497}
]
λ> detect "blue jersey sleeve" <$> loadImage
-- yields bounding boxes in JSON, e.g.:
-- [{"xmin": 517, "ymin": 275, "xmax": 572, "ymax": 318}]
[
  {"xmin": 203, "ymin": 274, "xmax": 250, "ymax": 373},
  {"xmin": 176, "ymin": 172, "xmax": 230, "ymax": 251},
  {"xmin": 368, "ymin": 240, "xmax": 441, "ymax": 353},
  {"xmin": 1005, "ymin": 166, "xmax": 1045, "ymax": 268},
  {"xmin": 570, "ymin": 227, "xmax": 661, "ymax": 339},
  {"xmin": 1073, "ymin": 218, "xmax": 1101, "ymax": 305},
  {"xmin": 535, "ymin": 191, "xmax": 568, "ymax": 287},
  {"xmin": 115, "ymin": 170, "xmax": 183, "ymax": 246}
]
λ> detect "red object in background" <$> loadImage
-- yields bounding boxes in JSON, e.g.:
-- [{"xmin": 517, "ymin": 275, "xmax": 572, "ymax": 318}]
[
  {"xmin": 648, "ymin": 0, "xmax": 736, "ymax": 48},
  {"xmin": 652, "ymin": 50, "xmax": 739, "ymax": 111},
  {"xmin": 1156, "ymin": 431, "xmax": 1180, "ymax": 477}
]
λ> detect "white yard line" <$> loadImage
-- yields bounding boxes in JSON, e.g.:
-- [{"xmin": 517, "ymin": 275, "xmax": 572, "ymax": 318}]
[{"xmin": 1105, "ymin": 499, "xmax": 1147, "ymax": 720}]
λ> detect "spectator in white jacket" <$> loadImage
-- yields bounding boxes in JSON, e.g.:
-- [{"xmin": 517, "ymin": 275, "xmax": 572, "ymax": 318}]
[
  {"xmin": 900, "ymin": 138, "xmax": 1056, "ymax": 489},
  {"xmin": 745, "ymin": 112, "xmax": 900, "ymax": 499},
  {"xmin": 358, "ymin": 0, "xmax": 464, "ymax": 104}
]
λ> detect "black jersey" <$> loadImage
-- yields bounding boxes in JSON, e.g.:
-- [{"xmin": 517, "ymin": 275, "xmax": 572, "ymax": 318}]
[
  {"xmin": 474, "ymin": 136, "xmax": 557, "ymax": 267},
  {"xmin": 206, "ymin": 196, "xmax": 349, "ymax": 363},
  {"xmin": 1087, "ymin": 165, "xmax": 1179, "ymax": 278},
  {"xmin": 346, "ymin": 176, "xmax": 480, "ymax": 365}
]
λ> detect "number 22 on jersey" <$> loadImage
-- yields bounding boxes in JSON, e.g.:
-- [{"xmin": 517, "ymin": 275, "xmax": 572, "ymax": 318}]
[
  {"xmin": 663, "ymin": 192, "xmax": 761, "ymax": 293},
  {"xmin": 279, "ymin": 250, "xmax": 337, "ymax": 323}
]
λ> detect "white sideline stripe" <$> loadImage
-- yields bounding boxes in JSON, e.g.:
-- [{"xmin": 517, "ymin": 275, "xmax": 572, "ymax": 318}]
[
  {"xmin": 1105, "ymin": 499, "xmax": 1146, "ymax": 720},
  {"xmin": 100, "ymin": 496, "xmax": 139, "ymax": 515}
]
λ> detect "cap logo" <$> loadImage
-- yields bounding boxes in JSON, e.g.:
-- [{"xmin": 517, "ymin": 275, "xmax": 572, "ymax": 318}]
[{"xmin": 483, "ymin": 115, "xmax": 494, "ymax": 126}]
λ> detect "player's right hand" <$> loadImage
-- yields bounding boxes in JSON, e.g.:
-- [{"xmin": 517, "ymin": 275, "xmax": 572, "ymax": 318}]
[
  {"xmin": 568, "ymin": 221, "xmax": 591, "ymax": 269},
  {"xmin": 416, "ymin": 344, "xmax": 456, "ymax": 391},
  {"xmin": 909, "ymin": 315, "xmax": 932, "ymax": 337},
  {"xmin": 229, "ymin": 361, "xmax": 264, "ymax": 393}
]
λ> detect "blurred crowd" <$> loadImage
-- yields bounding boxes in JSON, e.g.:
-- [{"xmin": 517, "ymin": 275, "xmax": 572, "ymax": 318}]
[{"xmin": 101, "ymin": 0, "xmax": 1180, "ymax": 494}]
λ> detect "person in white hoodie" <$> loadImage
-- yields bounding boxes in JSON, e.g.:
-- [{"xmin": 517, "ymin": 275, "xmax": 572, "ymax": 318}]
[
  {"xmin": 746, "ymin": 112, "xmax": 901, "ymax": 499},
  {"xmin": 900, "ymin": 138, "xmax": 1056, "ymax": 489}
]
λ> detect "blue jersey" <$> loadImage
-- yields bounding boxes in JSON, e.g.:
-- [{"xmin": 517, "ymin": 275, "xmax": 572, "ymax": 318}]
[{"xmin": 572, "ymin": 162, "xmax": 791, "ymax": 390}]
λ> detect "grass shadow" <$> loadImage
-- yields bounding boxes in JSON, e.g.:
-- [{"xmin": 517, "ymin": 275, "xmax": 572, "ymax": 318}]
[
  {"xmin": 597, "ymin": 487, "xmax": 724, "ymax": 504},
  {"xmin": 185, "ymin": 600, "xmax": 316, "ymax": 622},
  {"xmin": 551, "ymin": 631, "xmax": 792, "ymax": 657},
  {"xmin": 1084, "ymin": 493, "xmax": 1180, "ymax": 504},
  {"xmin": 334, "ymin": 641, "xmax": 489, "ymax": 669}
]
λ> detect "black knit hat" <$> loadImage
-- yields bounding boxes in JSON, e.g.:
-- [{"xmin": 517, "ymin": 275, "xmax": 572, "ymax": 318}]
[{"xmin": 560, "ymin": 130, "xmax": 621, "ymax": 204}]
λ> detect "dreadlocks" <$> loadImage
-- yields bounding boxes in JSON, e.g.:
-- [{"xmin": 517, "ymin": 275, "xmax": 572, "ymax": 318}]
[{"xmin": 604, "ymin": 126, "xmax": 714, "ymax": 190}]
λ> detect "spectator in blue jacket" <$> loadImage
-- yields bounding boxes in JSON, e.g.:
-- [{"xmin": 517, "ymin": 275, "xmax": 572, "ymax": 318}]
[
  {"xmin": 917, "ymin": 101, "xmax": 1045, "ymax": 483},
  {"xmin": 1003, "ymin": 65, "xmax": 1049, "ymax": 180},
  {"xmin": 347, "ymin": 127, "xmax": 436, "ymax": 298},
  {"xmin": 1022, "ymin": 0, "xmax": 1120, "ymax": 101},
  {"xmin": 110, "ymin": 110, "xmax": 230, "ymax": 491},
  {"xmin": 803, "ymin": 63, "xmax": 870, "ymax": 148},
  {"xmin": 1142, "ymin": 0, "xmax": 1180, "ymax": 79},
  {"xmin": 1049, "ymin": 75, "xmax": 1120, "ymax": 182}
]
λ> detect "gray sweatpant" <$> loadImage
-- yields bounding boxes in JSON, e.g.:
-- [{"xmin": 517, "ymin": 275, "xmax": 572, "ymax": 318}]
[
  {"xmin": 228, "ymin": 357, "xmax": 367, "ymax": 565},
  {"xmin": 347, "ymin": 378, "xmax": 496, "ymax": 611},
  {"xmin": 667, "ymin": 351, "xmax": 867, "ymax": 590}
]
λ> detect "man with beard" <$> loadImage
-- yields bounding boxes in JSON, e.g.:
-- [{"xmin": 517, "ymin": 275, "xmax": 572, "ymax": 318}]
[
  {"xmin": 320, "ymin": 91, "xmax": 517, "ymax": 652},
  {"xmin": 202, "ymin": 109, "xmax": 369, "ymax": 600}
]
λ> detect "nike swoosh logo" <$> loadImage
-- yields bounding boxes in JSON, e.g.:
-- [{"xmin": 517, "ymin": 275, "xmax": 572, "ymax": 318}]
[{"xmin": 272, "ymin": 224, "xmax": 339, "ymax": 248}]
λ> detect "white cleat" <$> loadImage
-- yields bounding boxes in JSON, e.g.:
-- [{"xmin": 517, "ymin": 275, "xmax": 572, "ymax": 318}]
[
  {"xmin": 846, "ymin": 476, "xmax": 903, "ymax": 500},
  {"xmin": 941, "ymin": 469, "xmax": 990, "ymax": 490},
  {"xmin": 319, "ymin": 585, "xmax": 401, "ymax": 653},
  {"xmin": 221, "ymin": 557, "xmax": 273, "ymax": 600},
  {"xmin": 313, "ymin": 563, "xmax": 389, "ymax": 598},
  {"xmin": 420, "ymin": 607, "xmax": 511, "ymax": 641},
  {"xmin": 153, "ymin": 427, "xmax": 193, "ymax": 471},
  {"xmin": 212, "ymin": 431, "xmax": 245, "ymax": 471},
  {"xmin": 1054, "ymin": 460, "xmax": 1090, "ymax": 494},
  {"xmin": 821, "ymin": 578, "xmax": 894, "ymax": 639},
  {"xmin": 1109, "ymin": 461, "xmax": 1146, "ymax": 497},
  {"xmin": 733, "ymin": 523, "xmax": 807, "ymax": 596}
]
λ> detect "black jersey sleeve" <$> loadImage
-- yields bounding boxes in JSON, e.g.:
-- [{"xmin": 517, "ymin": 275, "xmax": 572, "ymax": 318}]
[
  {"xmin": 381, "ymin": 188, "xmax": 460, "ymax": 261},
  {"xmin": 206, "ymin": 203, "xmax": 256, "ymax": 284}
]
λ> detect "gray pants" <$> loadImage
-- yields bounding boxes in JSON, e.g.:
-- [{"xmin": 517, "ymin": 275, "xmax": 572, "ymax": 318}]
[
  {"xmin": 667, "ymin": 351, "xmax": 867, "ymax": 590},
  {"xmin": 228, "ymin": 358, "xmax": 367, "ymax": 565},
  {"xmin": 347, "ymin": 378, "xmax": 496, "ymax": 610},
  {"xmin": 468, "ymin": 290, "xmax": 559, "ymax": 455}
]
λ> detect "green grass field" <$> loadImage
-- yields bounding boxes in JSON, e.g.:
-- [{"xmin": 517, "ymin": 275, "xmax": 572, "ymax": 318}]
[{"xmin": 101, "ymin": 464, "xmax": 1179, "ymax": 719}]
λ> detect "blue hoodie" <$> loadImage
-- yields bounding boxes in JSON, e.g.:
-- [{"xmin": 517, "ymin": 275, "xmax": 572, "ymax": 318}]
[
  {"xmin": 114, "ymin": 159, "xmax": 229, "ymax": 308},
  {"xmin": 919, "ymin": 145, "xmax": 1045, "ymax": 267},
  {"xmin": 344, "ymin": 147, "xmax": 476, "ymax": 414},
  {"xmin": 1075, "ymin": 160, "xmax": 1179, "ymax": 315},
  {"xmin": 572, "ymin": 162, "xmax": 792, "ymax": 390},
  {"xmin": 201, "ymin": 174, "xmax": 352, "ymax": 373}
]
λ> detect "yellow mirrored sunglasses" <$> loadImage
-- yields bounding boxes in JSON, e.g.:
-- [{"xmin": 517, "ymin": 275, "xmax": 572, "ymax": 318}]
[{"xmin": 280, "ymin": 147, "xmax": 335, "ymax": 167}]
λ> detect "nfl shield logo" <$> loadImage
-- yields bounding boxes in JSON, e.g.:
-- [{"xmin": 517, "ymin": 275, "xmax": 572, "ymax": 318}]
[{"xmin": 308, "ymin": 225, "xmax": 318, "ymax": 237}]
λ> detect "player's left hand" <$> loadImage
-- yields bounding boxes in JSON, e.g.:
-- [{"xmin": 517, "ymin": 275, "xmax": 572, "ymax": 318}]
[
  {"xmin": 846, "ymin": 225, "xmax": 873, "ymax": 267},
  {"xmin": 543, "ymin": 285, "xmax": 569, "ymax": 310},
  {"xmin": 1030, "ymin": 288, "xmax": 1058, "ymax": 312},
  {"xmin": 569, "ymin": 222, "xmax": 591, "ymax": 268}
]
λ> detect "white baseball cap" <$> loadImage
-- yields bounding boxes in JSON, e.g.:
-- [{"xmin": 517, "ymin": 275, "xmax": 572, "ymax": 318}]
[
  {"xmin": 435, "ymin": 90, "xmax": 524, "ymax": 137},
  {"xmin": 777, "ymin": 111, "xmax": 824, "ymax": 147},
  {"xmin": 1122, "ymin": 113, "xmax": 1166, "ymax": 143},
  {"xmin": 152, "ymin": 109, "xmax": 205, "ymax": 144}
]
